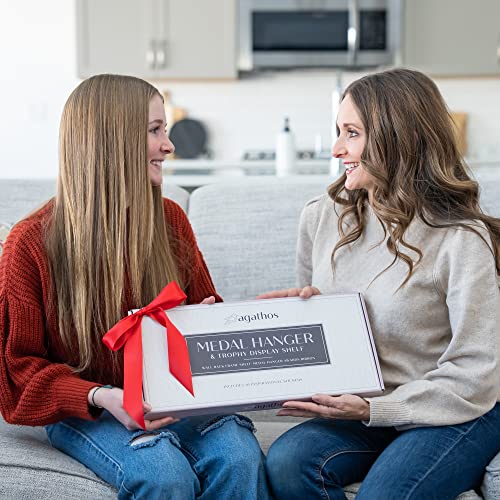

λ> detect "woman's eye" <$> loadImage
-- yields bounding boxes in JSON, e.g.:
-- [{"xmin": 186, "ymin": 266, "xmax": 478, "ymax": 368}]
[
  {"xmin": 149, "ymin": 126, "xmax": 160, "ymax": 134},
  {"xmin": 347, "ymin": 129, "xmax": 358, "ymax": 138}
]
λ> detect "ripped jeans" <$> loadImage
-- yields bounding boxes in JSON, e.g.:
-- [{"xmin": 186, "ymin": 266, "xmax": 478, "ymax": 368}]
[{"xmin": 45, "ymin": 411, "xmax": 270, "ymax": 500}]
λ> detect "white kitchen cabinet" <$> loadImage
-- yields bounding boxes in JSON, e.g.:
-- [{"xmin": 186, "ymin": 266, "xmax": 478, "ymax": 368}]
[
  {"xmin": 77, "ymin": 0, "xmax": 237, "ymax": 79},
  {"xmin": 404, "ymin": 0, "xmax": 500, "ymax": 76}
]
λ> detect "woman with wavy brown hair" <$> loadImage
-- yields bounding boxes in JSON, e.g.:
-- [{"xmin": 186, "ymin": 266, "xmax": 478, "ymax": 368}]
[
  {"xmin": 263, "ymin": 68, "xmax": 500, "ymax": 499},
  {"xmin": 0, "ymin": 74, "xmax": 269, "ymax": 499}
]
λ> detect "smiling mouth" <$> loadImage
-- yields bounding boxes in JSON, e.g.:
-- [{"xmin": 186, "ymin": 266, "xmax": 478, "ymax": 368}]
[
  {"xmin": 150, "ymin": 160, "xmax": 163, "ymax": 168},
  {"xmin": 344, "ymin": 162, "xmax": 359, "ymax": 174}
]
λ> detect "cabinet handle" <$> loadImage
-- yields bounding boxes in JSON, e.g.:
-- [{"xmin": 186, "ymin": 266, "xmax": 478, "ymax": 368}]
[
  {"xmin": 497, "ymin": 35, "xmax": 500, "ymax": 65},
  {"xmin": 157, "ymin": 40, "xmax": 167, "ymax": 69},
  {"xmin": 146, "ymin": 40, "xmax": 156, "ymax": 69}
]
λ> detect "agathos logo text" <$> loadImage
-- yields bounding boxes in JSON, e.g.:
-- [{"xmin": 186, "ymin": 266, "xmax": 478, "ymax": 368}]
[{"xmin": 224, "ymin": 311, "xmax": 279, "ymax": 325}]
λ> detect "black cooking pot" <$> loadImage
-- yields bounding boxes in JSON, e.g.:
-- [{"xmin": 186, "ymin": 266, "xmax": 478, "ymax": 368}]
[{"xmin": 169, "ymin": 118, "xmax": 208, "ymax": 159}]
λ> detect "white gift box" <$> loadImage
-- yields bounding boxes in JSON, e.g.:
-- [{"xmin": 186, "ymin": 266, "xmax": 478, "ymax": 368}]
[{"xmin": 141, "ymin": 293, "xmax": 384, "ymax": 419}]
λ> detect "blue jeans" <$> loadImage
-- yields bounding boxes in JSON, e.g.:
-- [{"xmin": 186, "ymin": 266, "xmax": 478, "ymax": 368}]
[
  {"xmin": 266, "ymin": 403, "xmax": 500, "ymax": 500},
  {"xmin": 46, "ymin": 412, "xmax": 270, "ymax": 500}
]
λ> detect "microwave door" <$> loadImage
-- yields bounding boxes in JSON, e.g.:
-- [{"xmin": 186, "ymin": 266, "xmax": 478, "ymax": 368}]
[
  {"xmin": 239, "ymin": 0, "xmax": 353, "ymax": 70},
  {"xmin": 253, "ymin": 10, "xmax": 351, "ymax": 68},
  {"xmin": 357, "ymin": 4, "xmax": 394, "ymax": 67},
  {"xmin": 238, "ymin": 0, "xmax": 395, "ymax": 71}
]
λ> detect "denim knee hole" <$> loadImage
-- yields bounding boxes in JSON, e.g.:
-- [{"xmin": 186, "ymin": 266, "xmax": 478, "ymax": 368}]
[
  {"xmin": 128, "ymin": 429, "xmax": 181, "ymax": 450},
  {"xmin": 196, "ymin": 414, "xmax": 256, "ymax": 436}
]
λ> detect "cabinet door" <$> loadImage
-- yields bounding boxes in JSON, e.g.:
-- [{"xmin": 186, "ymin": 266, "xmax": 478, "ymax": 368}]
[
  {"xmin": 404, "ymin": 0, "xmax": 500, "ymax": 76},
  {"xmin": 155, "ymin": 0, "xmax": 237, "ymax": 79},
  {"xmin": 77, "ymin": 0, "xmax": 158, "ymax": 79}
]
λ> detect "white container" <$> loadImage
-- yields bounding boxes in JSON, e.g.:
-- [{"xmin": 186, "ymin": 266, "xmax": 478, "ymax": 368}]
[{"xmin": 275, "ymin": 117, "xmax": 296, "ymax": 176}]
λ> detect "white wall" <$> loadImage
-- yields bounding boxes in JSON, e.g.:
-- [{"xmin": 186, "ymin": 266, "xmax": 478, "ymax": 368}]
[
  {"xmin": 158, "ymin": 72, "xmax": 500, "ymax": 165},
  {"xmin": 1, "ymin": 1, "xmax": 499, "ymax": 179},
  {"xmin": 0, "ymin": 1, "xmax": 80, "ymax": 179}
]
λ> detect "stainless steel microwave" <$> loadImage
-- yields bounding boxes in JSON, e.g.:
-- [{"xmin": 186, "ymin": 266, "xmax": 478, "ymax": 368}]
[{"xmin": 238, "ymin": 0, "xmax": 403, "ymax": 71}]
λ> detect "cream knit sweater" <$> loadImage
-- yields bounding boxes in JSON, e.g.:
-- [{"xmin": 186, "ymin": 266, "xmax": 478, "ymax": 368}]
[{"xmin": 297, "ymin": 194, "xmax": 500, "ymax": 430}]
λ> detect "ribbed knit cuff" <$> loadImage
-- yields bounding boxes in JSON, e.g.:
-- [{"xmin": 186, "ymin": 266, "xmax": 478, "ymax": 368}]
[
  {"xmin": 52, "ymin": 374, "xmax": 104, "ymax": 421},
  {"xmin": 363, "ymin": 398, "xmax": 412, "ymax": 427}
]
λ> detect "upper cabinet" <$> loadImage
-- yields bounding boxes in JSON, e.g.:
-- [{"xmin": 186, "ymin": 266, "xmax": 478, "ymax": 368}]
[
  {"xmin": 77, "ymin": 0, "xmax": 237, "ymax": 79},
  {"xmin": 77, "ymin": 0, "xmax": 500, "ymax": 79},
  {"xmin": 403, "ymin": 0, "xmax": 500, "ymax": 76}
]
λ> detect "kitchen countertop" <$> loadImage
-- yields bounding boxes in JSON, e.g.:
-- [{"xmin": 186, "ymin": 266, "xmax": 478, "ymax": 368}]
[
  {"xmin": 163, "ymin": 159, "xmax": 333, "ymax": 174},
  {"xmin": 163, "ymin": 159, "xmax": 500, "ymax": 188}
]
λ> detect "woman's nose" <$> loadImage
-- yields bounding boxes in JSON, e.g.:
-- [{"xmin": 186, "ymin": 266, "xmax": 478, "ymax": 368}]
[
  {"xmin": 332, "ymin": 137, "xmax": 346, "ymax": 158},
  {"xmin": 162, "ymin": 136, "xmax": 175, "ymax": 155}
]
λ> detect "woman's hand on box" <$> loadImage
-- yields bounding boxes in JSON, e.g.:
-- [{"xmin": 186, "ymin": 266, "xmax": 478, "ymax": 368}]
[
  {"xmin": 143, "ymin": 402, "xmax": 180, "ymax": 431},
  {"xmin": 256, "ymin": 286, "xmax": 321, "ymax": 300},
  {"xmin": 93, "ymin": 386, "xmax": 179, "ymax": 430},
  {"xmin": 200, "ymin": 296, "xmax": 216, "ymax": 304},
  {"xmin": 277, "ymin": 394, "xmax": 370, "ymax": 421}
]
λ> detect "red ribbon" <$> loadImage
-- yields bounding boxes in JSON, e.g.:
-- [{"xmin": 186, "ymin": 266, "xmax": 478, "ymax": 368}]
[{"xmin": 102, "ymin": 281, "xmax": 194, "ymax": 429}]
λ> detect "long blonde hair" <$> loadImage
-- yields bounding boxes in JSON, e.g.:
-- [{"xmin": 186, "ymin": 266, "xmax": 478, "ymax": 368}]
[
  {"xmin": 45, "ymin": 74, "xmax": 181, "ymax": 378},
  {"xmin": 328, "ymin": 68, "xmax": 500, "ymax": 286}
]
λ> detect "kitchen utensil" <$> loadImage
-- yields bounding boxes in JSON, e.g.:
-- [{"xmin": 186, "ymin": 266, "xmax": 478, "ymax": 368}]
[
  {"xmin": 169, "ymin": 118, "xmax": 208, "ymax": 159},
  {"xmin": 450, "ymin": 112, "xmax": 468, "ymax": 156},
  {"xmin": 163, "ymin": 91, "xmax": 187, "ymax": 132}
]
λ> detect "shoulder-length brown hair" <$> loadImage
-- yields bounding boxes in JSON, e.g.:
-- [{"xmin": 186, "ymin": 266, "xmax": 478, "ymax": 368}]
[
  {"xmin": 328, "ymin": 68, "xmax": 500, "ymax": 286},
  {"xmin": 45, "ymin": 74, "xmax": 181, "ymax": 378}
]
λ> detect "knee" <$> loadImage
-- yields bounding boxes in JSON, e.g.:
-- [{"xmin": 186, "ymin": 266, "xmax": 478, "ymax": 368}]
[
  {"xmin": 194, "ymin": 416, "xmax": 269, "ymax": 498},
  {"xmin": 266, "ymin": 437, "xmax": 291, "ymax": 479},
  {"xmin": 206, "ymin": 416, "xmax": 264, "ymax": 469},
  {"xmin": 120, "ymin": 431, "xmax": 197, "ymax": 498},
  {"xmin": 266, "ymin": 427, "xmax": 306, "ymax": 473},
  {"xmin": 122, "ymin": 458, "xmax": 195, "ymax": 498},
  {"xmin": 158, "ymin": 468, "xmax": 195, "ymax": 496},
  {"xmin": 266, "ymin": 434, "xmax": 308, "ymax": 498}
]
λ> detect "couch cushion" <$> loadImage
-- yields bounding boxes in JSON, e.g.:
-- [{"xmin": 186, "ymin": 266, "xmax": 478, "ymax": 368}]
[
  {"xmin": 0, "ymin": 180, "xmax": 57, "ymax": 224},
  {"xmin": 0, "ymin": 222, "xmax": 12, "ymax": 256},
  {"xmin": 189, "ymin": 178, "xmax": 328, "ymax": 300},
  {"xmin": 163, "ymin": 182, "xmax": 190, "ymax": 213},
  {"xmin": 0, "ymin": 180, "xmax": 189, "ymax": 225},
  {"xmin": 475, "ymin": 174, "xmax": 500, "ymax": 217},
  {"xmin": 482, "ymin": 451, "xmax": 500, "ymax": 500},
  {"xmin": 0, "ymin": 417, "xmax": 116, "ymax": 499},
  {"xmin": 342, "ymin": 484, "xmax": 481, "ymax": 500}
]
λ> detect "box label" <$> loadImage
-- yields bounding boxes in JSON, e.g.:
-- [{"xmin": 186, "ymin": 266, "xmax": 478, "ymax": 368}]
[{"xmin": 186, "ymin": 324, "xmax": 330, "ymax": 376}]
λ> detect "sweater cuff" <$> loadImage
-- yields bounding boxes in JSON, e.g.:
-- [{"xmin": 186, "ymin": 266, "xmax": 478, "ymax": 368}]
[
  {"xmin": 363, "ymin": 398, "xmax": 412, "ymax": 427},
  {"xmin": 53, "ymin": 375, "xmax": 104, "ymax": 421}
]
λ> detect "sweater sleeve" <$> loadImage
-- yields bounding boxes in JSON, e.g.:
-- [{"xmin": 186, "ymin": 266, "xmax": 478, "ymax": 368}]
[
  {"xmin": 0, "ymin": 226, "xmax": 100, "ymax": 426},
  {"xmin": 365, "ymin": 226, "xmax": 500, "ymax": 429},
  {"xmin": 296, "ymin": 197, "xmax": 322, "ymax": 288}
]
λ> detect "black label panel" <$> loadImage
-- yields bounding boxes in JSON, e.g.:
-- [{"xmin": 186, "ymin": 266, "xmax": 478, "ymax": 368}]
[{"xmin": 186, "ymin": 324, "xmax": 330, "ymax": 376}]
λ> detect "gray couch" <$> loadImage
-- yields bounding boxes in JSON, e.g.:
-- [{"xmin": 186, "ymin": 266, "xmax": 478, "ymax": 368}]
[{"xmin": 1, "ymin": 176, "xmax": 499, "ymax": 499}]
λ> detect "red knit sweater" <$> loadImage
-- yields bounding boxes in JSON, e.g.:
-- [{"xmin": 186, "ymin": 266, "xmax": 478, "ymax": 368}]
[{"xmin": 0, "ymin": 198, "xmax": 221, "ymax": 426}]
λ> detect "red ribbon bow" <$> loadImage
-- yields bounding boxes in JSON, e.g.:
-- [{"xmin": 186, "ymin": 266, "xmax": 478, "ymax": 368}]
[{"xmin": 102, "ymin": 281, "xmax": 194, "ymax": 429}]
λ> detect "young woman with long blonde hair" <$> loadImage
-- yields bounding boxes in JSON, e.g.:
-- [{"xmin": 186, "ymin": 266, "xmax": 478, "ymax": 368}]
[
  {"xmin": 0, "ymin": 74, "xmax": 269, "ymax": 499},
  {"xmin": 261, "ymin": 68, "xmax": 500, "ymax": 499}
]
